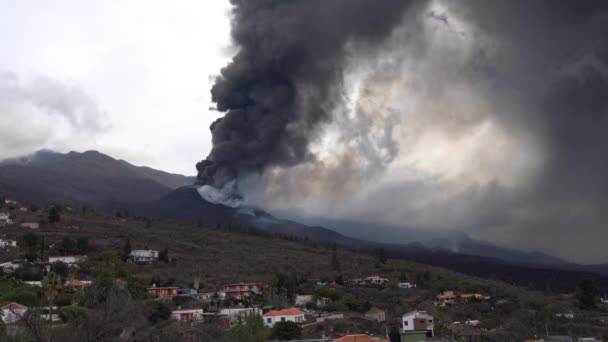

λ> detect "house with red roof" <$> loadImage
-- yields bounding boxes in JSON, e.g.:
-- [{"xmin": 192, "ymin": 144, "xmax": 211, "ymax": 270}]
[
  {"xmin": 171, "ymin": 308, "xmax": 204, "ymax": 321},
  {"xmin": 1, "ymin": 303, "xmax": 28, "ymax": 324},
  {"xmin": 263, "ymin": 308, "xmax": 305, "ymax": 327},
  {"xmin": 222, "ymin": 283, "xmax": 263, "ymax": 299},
  {"xmin": 146, "ymin": 285, "xmax": 179, "ymax": 298},
  {"xmin": 334, "ymin": 334, "xmax": 390, "ymax": 342}
]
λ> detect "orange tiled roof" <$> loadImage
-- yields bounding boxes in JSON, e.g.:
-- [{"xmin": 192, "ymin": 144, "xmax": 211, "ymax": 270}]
[
  {"xmin": 1, "ymin": 302, "xmax": 28, "ymax": 310},
  {"xmin": 334, "ymin": 334, "xmax": 389, "ymax": 342},
  {"xmin": 263, "ymin": 308, "xmax": 304, "ymax": 317}
]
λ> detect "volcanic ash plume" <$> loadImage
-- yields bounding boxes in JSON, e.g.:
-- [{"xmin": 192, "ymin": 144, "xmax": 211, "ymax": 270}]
[{"xmin": 196, "ymin": 0, "xmax": 415, "ymax": 206}]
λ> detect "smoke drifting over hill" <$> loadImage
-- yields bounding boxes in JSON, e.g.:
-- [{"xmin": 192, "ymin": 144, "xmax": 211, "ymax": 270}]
[{"xmin": 200, "ymin": 0, "xmax": 608, "ymax": 263}]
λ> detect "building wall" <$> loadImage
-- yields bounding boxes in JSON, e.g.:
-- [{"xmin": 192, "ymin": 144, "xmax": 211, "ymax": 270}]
[{"xmin": 263, "ymin": 314, "xmax": 305, "ymax": 327}]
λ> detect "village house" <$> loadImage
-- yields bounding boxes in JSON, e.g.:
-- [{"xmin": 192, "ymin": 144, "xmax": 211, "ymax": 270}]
[
  {"xmin": 171, "ymin": 308, "xmax": 204, "ymax": 321},
  {"xmin": 178, "ymin": 288, "xmax": 198, "ymax": 296},
  {"xmin": 146, "ymin": 285, "xmax": 179, "ymax": 298},
  {"xmin": 48, "ymin": 255, "xmax": 87, "ymax": 265},
  {"xmin": 24, "ymin": 281, "xmax": 42, "ymax": 287},
  {"xmin": 196, "ymin": 292, "xmax": 216, "ymax": 301},
  {"xmin": 317, "ymin": 297, "xmax": 332, "ymax": 307},
  {"xmin": 334, "ymin": 334, "xmax": 390, "ymax": 342},
  {"xmin": 295, "ymin": 294, "xmax": 314, "ymax": 307},
  {"xmin": 435, "ymin": 291, "xmax": 456, "ymax": 306},
  {"xmin": 219, "ymin": 307, "xmax": 262, "ymax": 323},
  {"xmin": 20, "ymin": 222, "xmax": 39, "ymax": 229},
  {"xmin": 115, "ymin": 278, "xmax": 128, "ymax": 290},
  {"xmin": 460, "ymin": 293, "xmax": 491, "ymax": 301},
  {"xmin": 364, "ymin": 307, "xmax": 386, "ymax": 322},
  {"xmin": 64, "ymin": 279, "xmax": 92, "ymax": 290},
  {"xmin": 0, "ymin": 238, "xmax": 17, "ymax": 248},
  {"xmin": 0, "ymin": 261, "xmax": 21, "ymax": 273},
  {"xmin": 350, "ymin": 276, "xmax": 389, "ymax": 286},
  {"xmin": 555, "ymin": 312, "xmax": 575, "ymax": 319},
  {"xmin": 222, "ymin": 283, "xmax": 263, "ymax": 299},
  {"xmin": 0, "ymin": 213, "xmax": 13, "ymax": 226},
  {"xmin": 263, "ymin": 308, "xmax": 305, "ymax": 327},
  {"xmin": 1, "ymin": 303, "xmax": 28, "ymax": 324},
  {"xmin": 398, "ymin": 282, "xmax": 417, "ymax": 289},
  {"xmin": 127, "ymin": 249, "xmax": 159, "ymax": 263},
  {"xmin": 402, "ymin": 311, "xmax": 434, "ymax": 337}
]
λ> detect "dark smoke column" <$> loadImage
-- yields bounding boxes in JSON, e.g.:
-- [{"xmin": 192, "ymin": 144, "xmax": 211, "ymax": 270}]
[{"xmin": 197, "ymin": 0, "xmax": 414, "ymax": 200}]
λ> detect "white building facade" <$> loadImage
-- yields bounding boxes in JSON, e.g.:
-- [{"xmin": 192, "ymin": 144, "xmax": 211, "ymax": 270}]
[{"xmin": 263, "ymin": 309, "xmax": 305, "ymax": 327}]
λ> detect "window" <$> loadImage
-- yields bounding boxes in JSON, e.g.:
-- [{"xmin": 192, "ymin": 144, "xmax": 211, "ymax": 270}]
[
  {"xmin": 281, "ymin": 317, "xmax": 286, "ymax": 322},
  {"xmin": 267, "ymin": 318, "xmax": 271, "ymax": 323},
  {"xmin": 404, "ymin": 321, "xmax": 408, "ymax": 326}
]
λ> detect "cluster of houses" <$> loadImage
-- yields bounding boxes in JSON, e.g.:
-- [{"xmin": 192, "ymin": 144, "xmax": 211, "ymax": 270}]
[
  {"xmin": 0, "ymin": 212, "xmax": 13, "ymax": 227},
  {"xmin": 348, "ymin": 276, "xmax": 389, "ymax": 286},
  {"xmin": 434, "ymin": 291, "xmax": 491, "ymax": 307}
]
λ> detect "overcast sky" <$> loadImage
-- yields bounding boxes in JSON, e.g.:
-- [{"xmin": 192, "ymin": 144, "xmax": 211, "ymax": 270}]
[{"xmin": 0, "ymin": 0, "xmax": 232, "ymax": 175}]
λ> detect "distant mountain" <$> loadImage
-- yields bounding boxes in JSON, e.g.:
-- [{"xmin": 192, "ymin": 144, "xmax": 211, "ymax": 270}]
[
  {"xmin": 271, "ymin": 213, "xmax": 569, "ymax": 268},
  {"xmin": 0, "ymin": 150, "xmax": 195, "ymax": 207},
  {"xmin": 140, "ymin": 186, "xmax": 608, "ymax": 293}
]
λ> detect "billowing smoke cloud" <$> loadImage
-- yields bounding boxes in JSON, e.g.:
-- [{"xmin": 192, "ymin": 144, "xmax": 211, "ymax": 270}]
[
  {"xmin": 0, "ymin": 72, "xmax": 109, "ymax": 159},
  {"xmin": 196, "ymin": 0, "xmax": 417, "ymax": 203},
  {"xmin": 198, "ymin": 0, "xmax": 608, "ymax": 263}
]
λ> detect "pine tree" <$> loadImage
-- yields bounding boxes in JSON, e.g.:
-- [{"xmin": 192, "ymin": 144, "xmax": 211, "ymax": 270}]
[
  {"xmin": 377, "ymin": 248, "xmax": 387, "ymax": 264},
  {"xmin": 48, "ymin": 207, "xmax": 61, "ymax": 223},
  {"xmin": 330, "ymin": 251, "xmax": 341, "ymax": 272}
]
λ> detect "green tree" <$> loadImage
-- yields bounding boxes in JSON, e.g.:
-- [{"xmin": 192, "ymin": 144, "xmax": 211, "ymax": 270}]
[
  {"xmin": 18, "ymin": 232, "xmax": 40, "ymax": 261},
  {"xmin": 58, "ymin": 237, "xmax": 76, "ymax": 255},
  {"xmin": 377, "ymin": 248, "xmax": 387, "ymax": 264},
  {"xmin": 389, "ymin": 326, "xmax": 401, "ymax": 342},
  {"xmin": 227, "ymin": 315, "xmax": 266, "ymax": 342},
  {"xmin": 159, "ymin": 247, "xmax": 169, "ymax": 263},
  {"xmin": 48, "ymin": 207, "xmax": 61, "ymax": 223},
  {"xmin": 50, "ymin": 261, "xmax": 69, "ymax": 279},
  {"xmin": 122, "ymin": 238, "xmax": 132, "ymax": 260},
  {"xmin": 271, "ymin": 321, "xmax": 301, "ymax": 340},
  {"xmin": 76, "ymin": 237, "xmax": 90, "ymax": 254},
  {"xmin": 43, "ymin": 272, "xmax": 63, "ymax": 326},
  {"xmin": 576, "ymin": 279, "xmax": 598, "ymax": 309},
  {"xmin": 146, "ymin": 301, "xmax": 171, "ymax": 324},
  {"xmin": 330, "ymin": 251, "xmax": 341, "ymax": 272}
]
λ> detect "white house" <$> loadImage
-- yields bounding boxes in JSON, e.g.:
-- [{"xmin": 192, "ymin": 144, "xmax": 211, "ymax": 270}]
[
  {"xmin": 555, "ymin": 313, "xmax": 575, "ymax": 319},
  {"xmin": 295, "ymin": 295, "xmax": 314, "ymax": 307},
  {"xmin": 0, "ymin": 213, "xmax": 13, "ymax": 226},
  {"xmin": 171, "ymin": 308, "xmax": 204, "ymax": 321},
  {"xmin": 219, "ymin": 307, "xmax": 262, "ymax": 323},
  {"xmin": 263, "ymin": 308, "xmax": 305, "ymax": 327},
  {"xmin": 398, "ymin": 282, "xmax": 416, "ymax": 289},
  {"xmin": 48, "ymin": 255, "xmax": 87, "ymax": 264},
  {"xmin": 20, "ymin": 222, "xmax": 39, "ymax": 229},
  {"xmin": 0, "ymin": 238, "xmax": 17, "ymax": 248},
  {"xmin": 127, "ymin": 249, "xmax": 159, "ymax": 263},
  {"xmin": 0, "ymin": 261, "xmax": 21, "ymax": 273},
  {"xmin": 402, "ymin": 311, "xmax": 434, "ymax": 336},
  {"xmin": 1, "ymin": 303, "xmax": 28, "ymax": 324},
  {"xmin": 24, "ymin": 281, "xmax": 42, "ymax": 287}
]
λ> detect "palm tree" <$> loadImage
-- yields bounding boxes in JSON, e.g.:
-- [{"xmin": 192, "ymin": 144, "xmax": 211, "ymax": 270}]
[{"xmin": 42, "ymin": 272, "xmax": 63, "ymax": 326}]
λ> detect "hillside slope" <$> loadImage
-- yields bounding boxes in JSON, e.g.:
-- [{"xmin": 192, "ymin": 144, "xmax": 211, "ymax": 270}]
[{"xmin": 0, "ymin": 150, "xmax": 195, "ymax": 207}]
